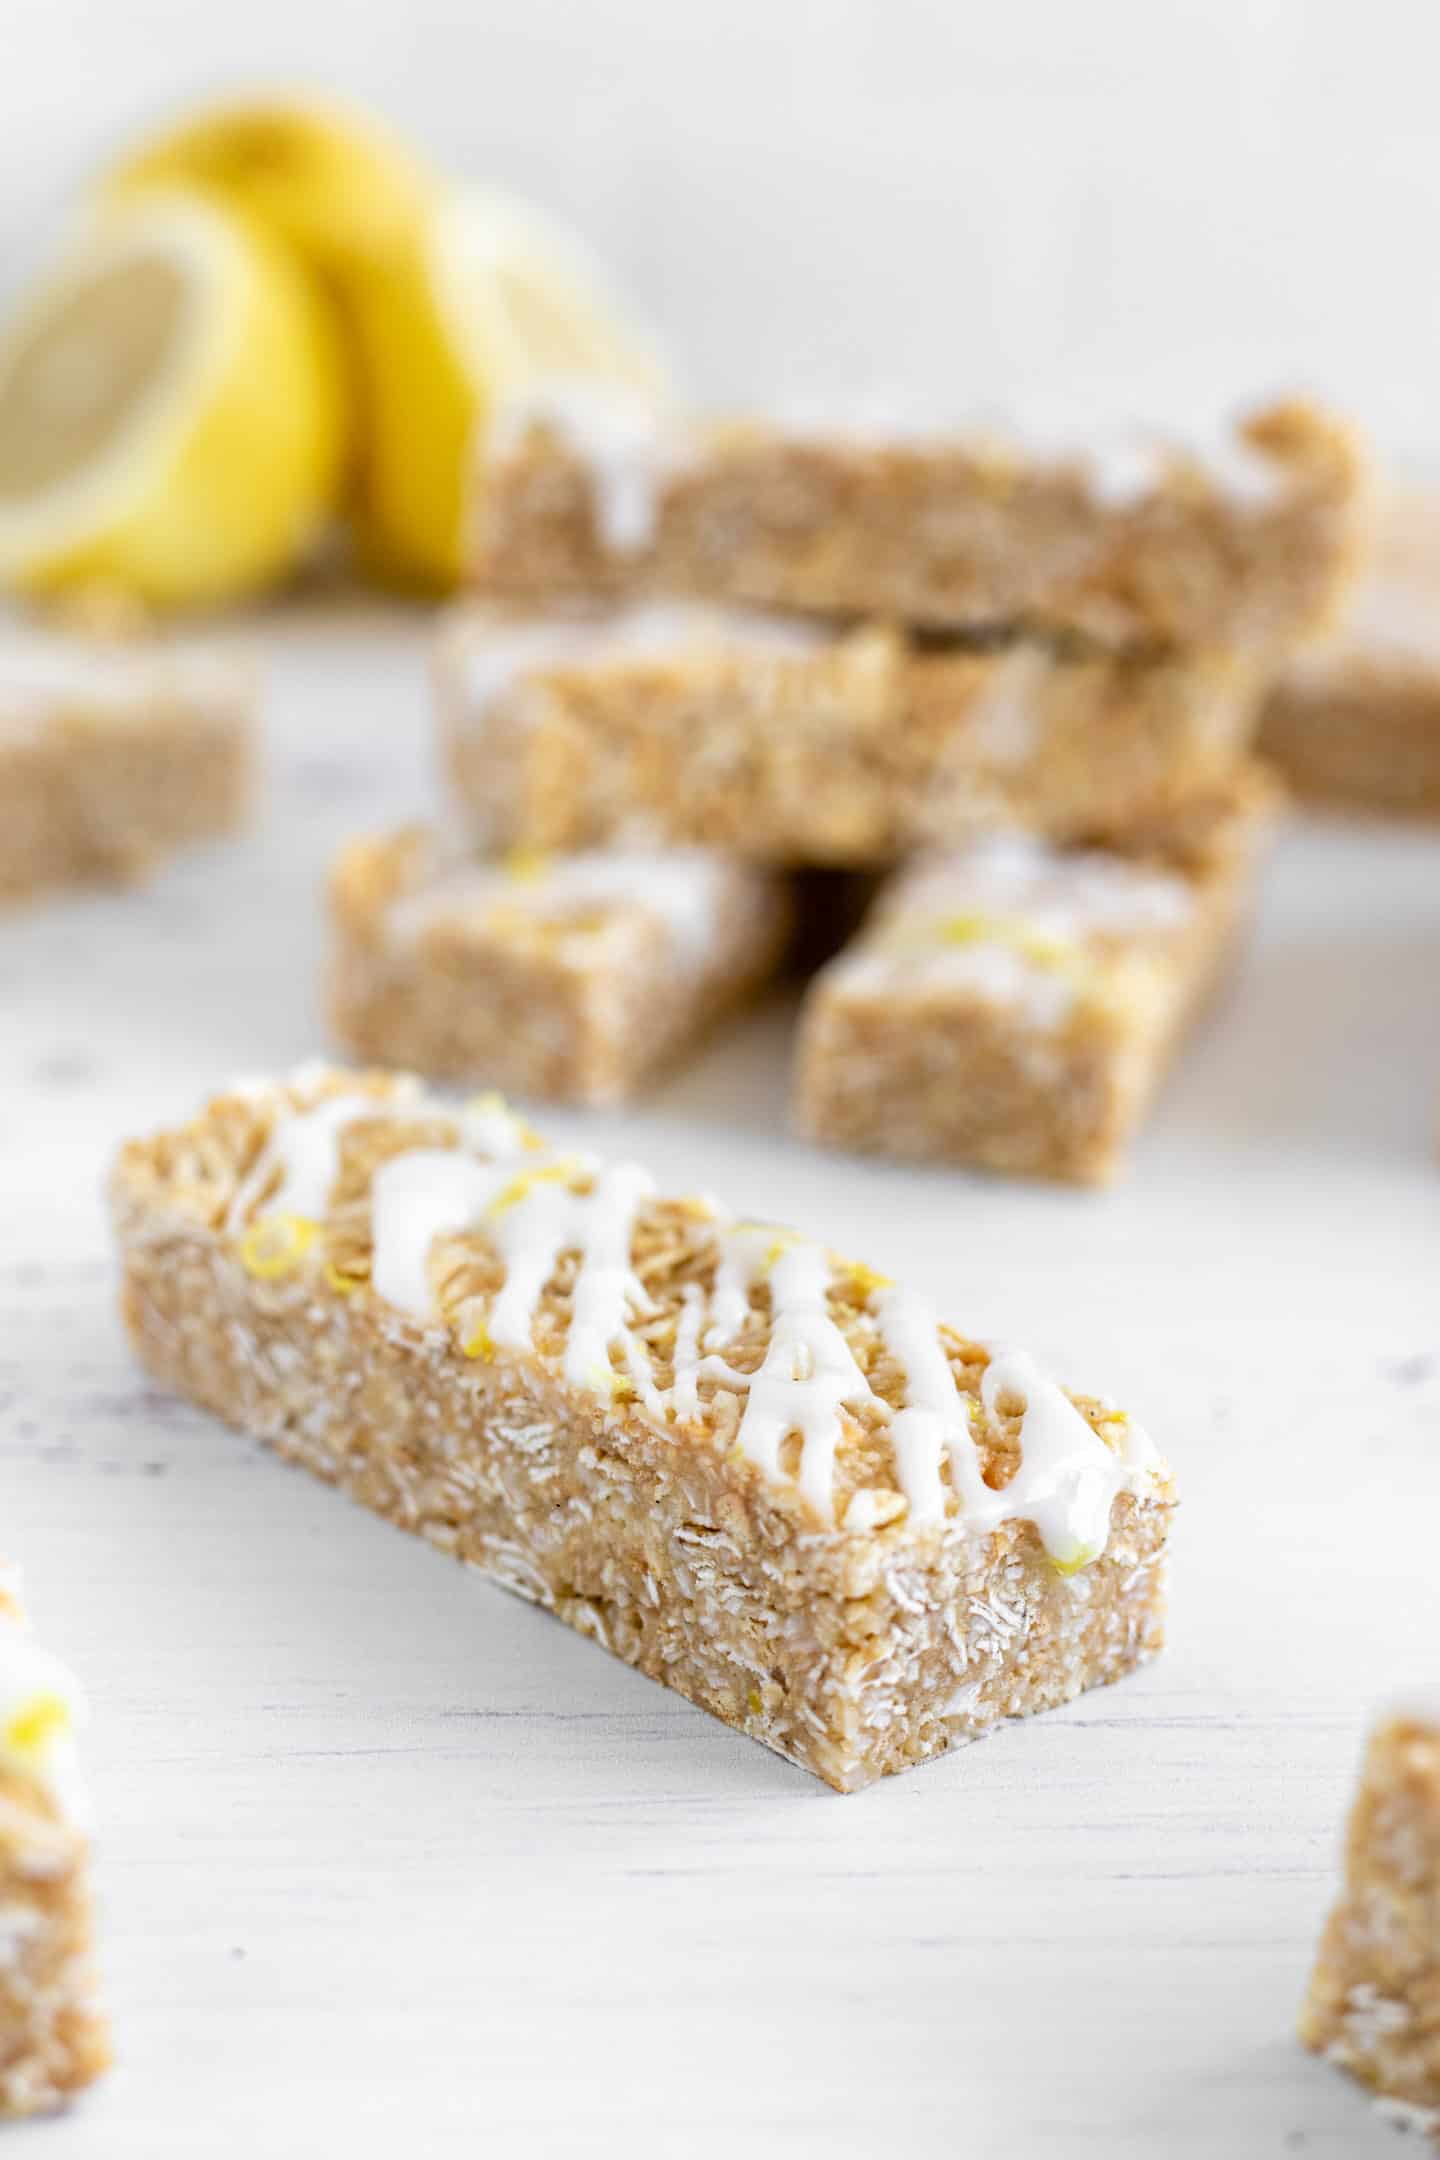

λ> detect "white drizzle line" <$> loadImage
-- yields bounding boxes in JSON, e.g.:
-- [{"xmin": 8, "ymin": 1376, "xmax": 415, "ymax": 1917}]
[
  {"xmin": 387, "ymin": 845, "xmax": 732, "ymax": 969},
  {"xmin": 370, "ymin": 1151, "xmax": 506, "ymax": 1317},
  {"xmin": 460, "ymin": 1095, "xmax": 535, "ymax": 1163},
  {"xmin": 716, "ymin": 1233, "xmax": 874, "ymax": 1520},
  {"xmin": 493, "ymin": 377, "xmax": 676, "ymax": 553},
  {"xmin": 978, "ymin": 1348, "xmax": 1159, "ymax": 1568},
  {"xmin": 230, "ymin": 1083, "xmax": 1164, "ymax": 1560},
  {"xmin": 873, "ymin": 1288, "xmax": 1158, "ymax": 1562},
  {"xmin": 668, "ymin": 1285, "xmax": 707, "ymax": 1422},
  {"xmin": 488, "ymin": 1163, "xmax": 657, "ymax": 1391},
  {"xmin": 367, "ymin": 1136, "xmax": 654, "ymax": 1398},
  {"xmin": 227, "ymin": 1064, "xmax": 426, "ymax": 1229}
]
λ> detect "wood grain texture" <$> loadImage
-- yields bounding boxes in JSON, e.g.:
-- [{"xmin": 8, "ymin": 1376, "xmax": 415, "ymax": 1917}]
[{"xmin": 2, "ymin": 604, "xmax": 1438, "ymax": 2157}]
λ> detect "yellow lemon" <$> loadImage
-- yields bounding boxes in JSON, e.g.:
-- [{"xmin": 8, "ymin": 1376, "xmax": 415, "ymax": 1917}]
[
  {"xmin": 106, "ymin": 94, "xmax": 434, "ymax": 279},
  {"xmin": 0, "ymin": 193, "xmax": 345, "ymax": 611},
  {"xmin": 348, "ymin": 183, "xmax": 668, "ymax": 588}
]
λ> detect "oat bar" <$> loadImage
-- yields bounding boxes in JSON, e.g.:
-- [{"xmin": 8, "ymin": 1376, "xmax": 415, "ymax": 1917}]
[
  {"xmin": 0, "ymin": 626, "xmax": 254, "ymax": 902},
  {"xmin": 437, "ymin": 603, "xmax": 1264, "ymax": 865},
  {"xmin": 328, "ymin": 830, "xmax": 791, "ymax": 1103},
  {"xmin": 1301, "ymin": 1706, "xmax": 1440, "ymax": 2139},
  {"xmin": 795, "ymin": 770, "xmax": 1275, "ymax": 1184},
  {"xmin": 1261, "ymin": 579, "xmax": 1440, "ymax": 815},
  {"xmin": 0, "ymin": 1578, "xmax": 107, "ymax": 2116},
  {"xmin": 110, "ymin": 1067, "xmax": 1176, "ymax": 1792},
  {"xmin": 471, "ymin": 385, "xmax": 1367, "ymax": 652}
]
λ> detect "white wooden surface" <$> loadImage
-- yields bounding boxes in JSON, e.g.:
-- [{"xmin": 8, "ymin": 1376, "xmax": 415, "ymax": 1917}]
[{"xmin": 3, "ymin": 608, "xmax": 1439, "ymax": 2157}]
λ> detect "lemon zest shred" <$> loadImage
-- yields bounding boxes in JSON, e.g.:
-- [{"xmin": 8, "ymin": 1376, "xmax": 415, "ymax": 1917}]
[
  {"xmin": 239, "ymin": 1213, "xmax": 318, "ymax": 1280},
  {"xmin": 502, "ymin": 845, "xmax": 552, "ymax": 884},
  {"xmin": 4, "ymin": 1693, "xmax": 70, "ymax": 1759},
  {"xmin": 462, "ymin": 1321, "xmax": 496, "ymax": 1362},
  {"xmin": 486, "ymin": 1159, "xmax": 580, "ymax": 1219}
]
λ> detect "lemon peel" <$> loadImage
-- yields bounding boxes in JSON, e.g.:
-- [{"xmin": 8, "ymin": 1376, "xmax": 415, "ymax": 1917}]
[
  {"xmin": 347, "ymin": 183, "xmax": 668, "ymax": 587},
  {"xmin": 107, "ymin": 95, "xmax": 435, "ymax": 277},
  {"xmin": 0, "ymin": 192, "xmax": 345, "ymax": 610}
]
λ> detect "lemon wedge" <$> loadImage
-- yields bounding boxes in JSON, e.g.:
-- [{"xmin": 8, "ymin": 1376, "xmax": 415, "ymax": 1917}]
[
  {"xmin": 106, "ymin": 94, "xmax": 434, "ymax": 278},
  {"xmin": 0, "ymin": 193, "xmax": 345, "ymax": 611},
  {"xmin": 348, "ymin": 183, "xmax": 668, "ymax": 588}
]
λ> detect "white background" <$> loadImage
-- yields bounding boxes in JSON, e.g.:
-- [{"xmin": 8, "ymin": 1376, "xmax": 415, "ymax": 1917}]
[
  {"xmin": 2, "ymin": 608, "xmax": 1439, "ymax": 2156},
  {"xmin": 6, "ymin": 0, "xmax": 1440, "ymax": 450}
]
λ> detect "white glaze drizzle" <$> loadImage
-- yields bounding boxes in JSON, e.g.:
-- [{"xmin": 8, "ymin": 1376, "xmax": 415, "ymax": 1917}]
[
  {"xmin": 767, "ymin": 393, "xmax": 1287, "ymax": 507},
  {"xmin": 887, "ymin": 835, "xmax": 1194, "ymax": 942},
  {"xmin": 387, "ymin": 844, "xmax": 733, "ymax": 969},
  {"xmin": 978, "ymin": 1349, "xmax": 1159, "ymax": 1564},
  {"xmin": 370, "ymin": 1150, "xmax": 506, "ymax": 1317},
  {"xmin": 232, "ymin": 1079, "xmax": 1164, "ymax": 1557},
  {"xmin": 492, "ymin": 377, "xmax": 676, "ymax": 552},
  {"xmin": 827, "ymin": 835, "xmax": 1192, "ymax": 1023},
  {"xmin": 714, "ymin": 1231, "xmax": 873, "ymax": 1518},
  {"xmin": 367, "ymin": 1134, "xmax": 653, "ymax": 1396},
  {"xmin": 487, "ymin": 1162, "xmax": 656, "ymax": 1390},
  {"xmin": 228, "ymin": 1092, "xmax": 383, "ymax": 1228}
]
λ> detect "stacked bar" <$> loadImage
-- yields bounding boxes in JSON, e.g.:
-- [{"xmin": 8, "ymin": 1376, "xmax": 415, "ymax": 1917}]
[
  {"xmin": 329, "ymin": 383, "xmax": 1367, "ymax": 1172},
  {"xmin": 471, "ymin": 385, "xmax": 1364, "ymax": 649},
  {"xmin": 0, "ymin": 1575, "xmax": 107, "ymax": 2117},
  {"xmin": 329, "ymin": 829, "xmax": 790, "ymax": 1105},
  {"xmin": 111, "ymin": 1065, "xmax": 1177, "ymax": 1791},
  {"xmin": 434, "ymin": 605, "xmax": 1266, "ymax": 861},
  {"xmin": 0, "ymin": 624, "xmax": 254, "ymax": 904},
  {"xmin": 796, "ymin": 770, "xmax": 1276, "ymax": 1184}
]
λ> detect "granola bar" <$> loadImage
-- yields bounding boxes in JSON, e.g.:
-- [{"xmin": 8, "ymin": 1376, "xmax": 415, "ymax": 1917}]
[
  {"xmin": 0, "ymin": 1577, "xmax": 108, "ymax": 2116},
  {"xmin": 1260, "ymin": 578, "xmax": 1440, "ymax": 815},
  {"xmin": 0, "ymin": 626, "xmax": 254, "ymax": 903},
  {"xmin": 1300, "ymin": 1706, "xmax": 1440, "ymax": 2139},
  {"xmin": 328, "ymin": 829, "xmax": 791, "ymax": 1102},
  {"xmin": 436, "ymin": 603, "xmax": 1264, "ymax": 865},
  {"xmin": 110, "ymin": 1067, "xmax": 1176, "ymax": 1792},
  {"xmin": 795, "ymin": 770, "xmax": 1276, "ymax": 1184},
  {"xmin": 470, "ymin": 384, "xmax": 1367, "ymax": 652}
]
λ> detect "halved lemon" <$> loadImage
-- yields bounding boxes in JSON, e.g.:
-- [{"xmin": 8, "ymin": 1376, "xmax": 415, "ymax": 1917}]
[
  {"xmin": 349, "ymin": 184, "xmax": 669, "ymax": 588},
  {"xmin": 106, "ymin": 95, "xmax": 435, "ymax": 278},
  {"xmin": 0, "ymin": 193, "xmax": 346, "ymax": 610}
]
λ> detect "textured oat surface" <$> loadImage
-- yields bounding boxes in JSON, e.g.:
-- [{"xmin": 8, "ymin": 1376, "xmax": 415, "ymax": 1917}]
[
  {"xmin": 796, "ymin": 773, "xmax": 1276, "ymax": 1182},
  {"xmin": 1262, "ymin": 582, "xmax": 1440, "ymax": 815},
  {"xmin": 327, "ymin": 828, "xmax": 791, "ymax": 1101},
  {"xmin": 1301, "ymin": 1714, "xmax": 1440, "ymax": 2137},
  {"xmin": 471, "ymin": 396, "xmax": 1368, "ymax": 651},
  {"xmin": 0, "ymin": 1774, "xmax": 109, "ymax": 2117},
  {"xmin": 438, "ymin": 608, "xmax": 1264, "ymax": 865},
  {"xmin": 0, "ymin": 639, "xmax": 255, "ymax": 903},
  {"xmin": 0, "ymin": 1582, "xmax": 107, "ymax": 2118},
  {"xmin": 109, "ymin": 1069, "xmax": 1173, "ymax": 1791}
]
